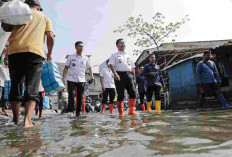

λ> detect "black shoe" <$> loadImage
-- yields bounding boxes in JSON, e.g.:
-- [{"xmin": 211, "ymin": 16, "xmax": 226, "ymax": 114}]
[{"xmin": 76, "ymin": 113, "xmax": 86, "ymax": 119}]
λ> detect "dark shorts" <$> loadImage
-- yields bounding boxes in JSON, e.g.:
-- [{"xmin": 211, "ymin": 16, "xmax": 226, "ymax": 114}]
[{"xmin": 8, "ymin": 52, "xmax": 44, "ymax": 103}]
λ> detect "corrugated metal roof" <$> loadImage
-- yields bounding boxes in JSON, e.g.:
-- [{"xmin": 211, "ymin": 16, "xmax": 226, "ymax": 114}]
[
  {"xmin": 135, "ymin": 39, "xmax": 232, "ymax": 69},
  {"xmin": 162, "ymin": 54, "xmax": 203, "ymax": 71}
]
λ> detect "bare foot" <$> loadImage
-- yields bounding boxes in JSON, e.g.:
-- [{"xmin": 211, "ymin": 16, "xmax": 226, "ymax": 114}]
[
  {"xmin": 24, "ymin": 121, "xmax": 36, "ymax": 128},
  {"xmin": 13, "ymin": 116, "xmax": 20, "ymax": 125}
]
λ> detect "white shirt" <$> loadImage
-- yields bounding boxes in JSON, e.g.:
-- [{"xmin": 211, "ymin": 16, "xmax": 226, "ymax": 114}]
[
  {"xmin": 0, "ymin": 65, "xmax": 10, "ymax": 87},
  {"xmin": 65, "ymin": 54, "xmax": 91, "ymax": 83},
  {"xmin": 100, "ymin": 67, "xmax": 115, "ymax": 88},
  {"xmin": 108, "ymin": 51, "xmax": 135, "ymax": 72}
]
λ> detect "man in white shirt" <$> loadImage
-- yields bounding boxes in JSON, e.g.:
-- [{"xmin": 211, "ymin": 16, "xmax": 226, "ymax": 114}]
[
  {"xmin": 109, "ymin": 39, "xmax": 138, "ymax": 117},
  {"xmin": 62, "ymin": 41, "xmax": 94, "ymax": 117},
  {"xmin": 100, "ymin": 59, "xmax": 116, "ymax": 114},
  {"xmin": 0, "ymin": 57, "xmax": 10, "ymax": 115}
]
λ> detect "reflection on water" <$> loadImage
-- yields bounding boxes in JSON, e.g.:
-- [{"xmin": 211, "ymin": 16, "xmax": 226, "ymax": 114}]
[
  {"xmin": 0, "ymin": 127, "xmax": 43, "ymax": 156},
  {"xmin": 0, "ymin": 109, "xmax": 232, "ymax": 156}
]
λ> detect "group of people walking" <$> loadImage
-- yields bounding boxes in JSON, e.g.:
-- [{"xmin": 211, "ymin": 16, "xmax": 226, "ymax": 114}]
[
  {"xmin": 0, "ymin": 0, "xmax": 230, "ymax": 128},
  {"xmin": 63, "ymin": 38, "xmax": 166, "ymax": 118}
]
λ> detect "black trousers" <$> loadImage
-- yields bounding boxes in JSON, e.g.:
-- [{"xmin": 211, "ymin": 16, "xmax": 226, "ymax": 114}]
[
  {"xmin": 102, "ymin": 88, "xmax": 115, "ymax": 104},
  {"xmin": 146, "ymin": 85, "xmax": 161, "ymax": 102},
  {"xmin": 67, "ymin": 81, "xmax": 85, "ymax": 113},
  {"xmin": 139, "ymin": 92, "xmax": 146, "ymax": 104},
  {"xmin": 115, "ymin": 72, "xmax": 136, "ymax": 101},
  {"xmin": 8, "ymin": 53, "xmax": 44, "ymax": 103},
  {"xmin": 199, "ymin": 83, "xmax": 222, "ymax": 105}
]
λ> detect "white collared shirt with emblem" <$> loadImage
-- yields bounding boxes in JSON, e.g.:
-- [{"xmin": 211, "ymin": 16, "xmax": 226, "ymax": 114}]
[
  {"xmin": 100, "ymin": 67, "xmax": 115, "ymax": 88},
  {"xmin": 108, "ymin": 51, "xmax": 135, "ymax": 72},
  {"xmin": 65, "ymin": 54, "xmax": 91, "ymax": 83}
]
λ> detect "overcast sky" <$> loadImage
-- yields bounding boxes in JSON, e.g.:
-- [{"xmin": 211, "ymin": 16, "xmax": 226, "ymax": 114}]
[{"xmin": 41, "ymin": 0, "xmax": 232, "ymax": 72}]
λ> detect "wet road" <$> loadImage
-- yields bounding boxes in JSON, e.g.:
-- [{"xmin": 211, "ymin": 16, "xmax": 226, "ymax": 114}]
[{"xmin": 0, "ymin": 109, "xmax": 232, "ymax": 156}]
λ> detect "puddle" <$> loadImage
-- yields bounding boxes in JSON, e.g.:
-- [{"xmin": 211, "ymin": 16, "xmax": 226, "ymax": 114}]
[{"xmin": 1, "ymin": 109, "xmax": 232, "ymax": 156}]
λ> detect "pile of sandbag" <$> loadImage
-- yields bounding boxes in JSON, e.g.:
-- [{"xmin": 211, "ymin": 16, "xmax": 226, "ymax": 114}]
[
  {"xmin": 0, "ymin": 0, "xmax": 32, "ymax": 25},
  {"xmin": 41, "ymin": 62, "xmax": 65, "ymax": 93}
]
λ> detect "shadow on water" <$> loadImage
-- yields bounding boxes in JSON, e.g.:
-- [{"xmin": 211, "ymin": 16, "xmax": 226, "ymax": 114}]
[{"xmin": 0, "ymin": 109, "xmax": 232, "ymax": 156}]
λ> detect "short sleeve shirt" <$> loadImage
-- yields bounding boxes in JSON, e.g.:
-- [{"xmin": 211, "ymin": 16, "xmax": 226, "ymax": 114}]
[
  {"xmin": 100, "ymin": 67, "xmax": 115, "ymax": 88},
  {"xmin": 108, "ymin": 51, "xmax": 135, "ymax": 72},
  {"xmin": 65, "ymin": 54, "xmax": 91, "ymax": 83},
  {"xmin": 8, "ymin": 10, "xmax": 53, "ymax": 58}
]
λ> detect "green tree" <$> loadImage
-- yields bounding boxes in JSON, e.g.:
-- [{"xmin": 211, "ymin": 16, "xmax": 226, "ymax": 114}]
[{"xmin": 113, "ymin": 12, "xmax": 189, "ymax": 55}]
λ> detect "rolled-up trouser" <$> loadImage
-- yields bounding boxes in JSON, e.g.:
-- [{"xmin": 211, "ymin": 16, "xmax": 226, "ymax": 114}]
[
  {"xmin": 115, "ymin": 72, "xmax": 136, "ymax": 101},
  {"xmin": 146, "ymin": 85, "xmax": 161, "ymax": 102},
  {"xmin": 102, "ymin": 88, "xmax": 115, "ymax": 104},
  {"xmin": 8, "ymin": 52, "xmax": 44, "ymax": 103},
  {"xmin": 67, "ymin": 81, "xmax": 85, "ymax": 113}
]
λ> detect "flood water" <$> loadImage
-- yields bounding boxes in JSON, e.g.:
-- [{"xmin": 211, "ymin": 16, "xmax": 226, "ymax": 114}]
[{"xmin": 0, "ymin": 109, "xmax": 232, "ymax": 156}]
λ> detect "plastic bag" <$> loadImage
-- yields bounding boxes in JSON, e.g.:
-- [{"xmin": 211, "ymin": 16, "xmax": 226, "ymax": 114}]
[
  {"xmin": 0, "ymin": 0, "xmax": 32, "ymax": 25},
  {"xmin": 0, "ymin": 28, "xmax": 10, "ymax": 54}
]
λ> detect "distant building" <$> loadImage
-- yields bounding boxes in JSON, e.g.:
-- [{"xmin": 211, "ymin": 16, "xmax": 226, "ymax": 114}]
[
  {"xmin": 135, "ymin": 39, "xmax": 232, "ymax": 109},
  {"xmin": 135, "ymin": 39, "xmax": 232, "ymax": 69}
]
